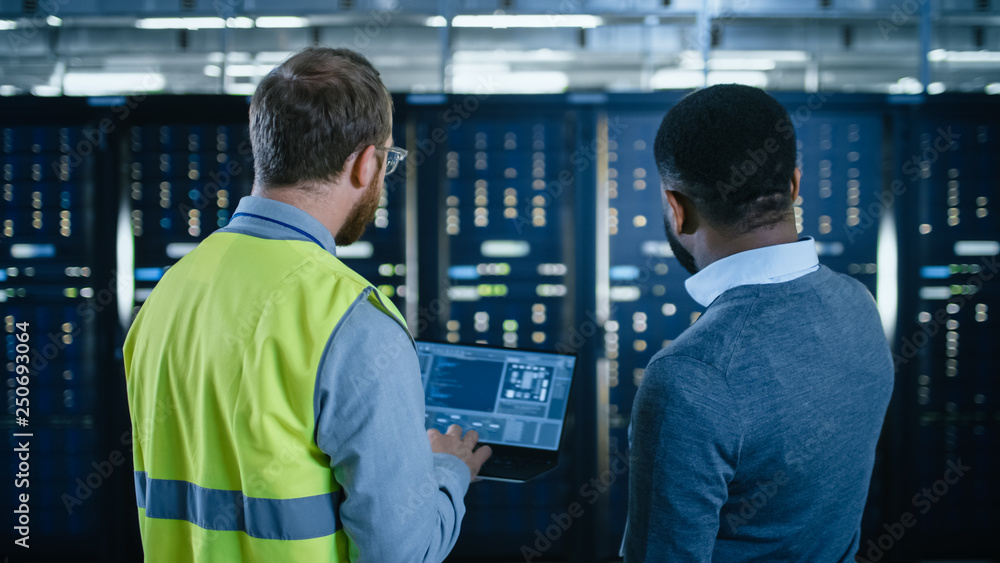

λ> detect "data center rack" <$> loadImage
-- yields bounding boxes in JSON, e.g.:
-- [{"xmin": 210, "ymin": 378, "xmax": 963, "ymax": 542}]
[
  {"xmin": 406, "ymin": 94, "xmax": 600, "ymax": 561},
  {"xmin": 890, "ymin": 94, "xmax": 1000, "ymax": 561},
  {"xmin": 3, "ymin": 92, "xmax": 1000, "ymax": 562},
  {"xmin": 1, "ymin": 97, "xmax": 116, "ymax": 561}
]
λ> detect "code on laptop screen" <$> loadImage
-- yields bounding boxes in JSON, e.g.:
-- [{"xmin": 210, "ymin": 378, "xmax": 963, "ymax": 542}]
[{"xmin": 417, "ymin": 342, "xmax": 576, "ymax": 451}]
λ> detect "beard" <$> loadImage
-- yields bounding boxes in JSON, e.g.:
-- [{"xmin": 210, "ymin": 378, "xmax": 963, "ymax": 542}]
[
  {"xmin": 664, "ymin": 215, "xmax": 699, "ymax": 275},
  {"xmin": 335, "ymin": 165, "xmax": 383, "ymax": 247}
]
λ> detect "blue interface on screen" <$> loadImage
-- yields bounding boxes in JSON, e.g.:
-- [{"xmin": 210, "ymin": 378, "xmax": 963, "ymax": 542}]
[{"xmin": 418, "ymin": 342, "xmax": 576, "ymax": 451}]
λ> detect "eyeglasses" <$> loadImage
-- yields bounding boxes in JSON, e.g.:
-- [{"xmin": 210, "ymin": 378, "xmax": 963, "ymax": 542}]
[{"xmin": 375, "ymin": 145, "xmax": 408, "ymax": 175}]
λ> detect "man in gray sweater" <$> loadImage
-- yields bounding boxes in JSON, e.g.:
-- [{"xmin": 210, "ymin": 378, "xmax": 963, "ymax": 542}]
[{"xmin": 622, "ymin": 84, "xmax": 894, "ymax": 561}]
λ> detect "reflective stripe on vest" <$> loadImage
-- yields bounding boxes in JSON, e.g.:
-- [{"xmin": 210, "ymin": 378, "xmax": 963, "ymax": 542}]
[{"xmin": 134, "ymin": 471, "xmax": 342, "ymax": 541}]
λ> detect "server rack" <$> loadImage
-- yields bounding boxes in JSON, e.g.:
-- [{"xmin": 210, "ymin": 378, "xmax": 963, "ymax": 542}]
[{"xmin": 3, "ymin": 92, "xmax": 998, "ymax": 562}]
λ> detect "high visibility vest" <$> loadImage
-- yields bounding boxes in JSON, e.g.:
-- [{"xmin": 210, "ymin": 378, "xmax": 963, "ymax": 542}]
[{"xmin": 123, "ymin": 232, "xmax": 408, "ymax": 562}]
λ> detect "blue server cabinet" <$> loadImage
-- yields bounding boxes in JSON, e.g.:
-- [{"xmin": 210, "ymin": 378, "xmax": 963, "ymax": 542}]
[
  {"xmin": 891, "ymin": 95, "xmax": 1000, "ymax": 560},
  {"xmin": 125, "ymin": 120, "xmax": 254, "ymax": 310},
  {"xmin": 407, "ymin": 95, "xmax": 595, "ymax": 562},
  {"xmin": 2, "ymin": 98, "xmax": 110, "ymax": 560},
  {"xmin": 4, "ymin": 92, "xmax": 999, "ymax": 563}
]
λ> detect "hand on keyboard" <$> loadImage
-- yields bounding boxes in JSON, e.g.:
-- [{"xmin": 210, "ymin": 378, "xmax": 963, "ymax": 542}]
[{"xmin": 428, "ymin": 424, "xmax": 493, "ymax": 482}]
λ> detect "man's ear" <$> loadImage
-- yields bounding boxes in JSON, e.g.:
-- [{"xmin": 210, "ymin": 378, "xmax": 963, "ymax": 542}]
[
  {"xmin": 665, "ymin": 189, "xmax": 698, "ymax": 235},
  {"xmin": 791, "ymin": 167, "xmax": 801, "ymax": 202},
  {"xmin": 349, "ymin": 145, "xmax": 379, "ymax": 190}
]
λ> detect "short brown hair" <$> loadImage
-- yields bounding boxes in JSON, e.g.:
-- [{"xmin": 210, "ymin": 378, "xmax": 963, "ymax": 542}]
[{"xmin": 249, "ymin": 47, "xmax": 393, "ymax": 189}]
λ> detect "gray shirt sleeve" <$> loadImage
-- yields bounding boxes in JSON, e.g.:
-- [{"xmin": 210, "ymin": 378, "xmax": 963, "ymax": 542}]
[
  {"xmin": 313, "ymin": 288, "xmax": 471, "ymax": 562},
  {"xmin": 623, "ymin": 354, "xmax": 744, "ymax": 562}
]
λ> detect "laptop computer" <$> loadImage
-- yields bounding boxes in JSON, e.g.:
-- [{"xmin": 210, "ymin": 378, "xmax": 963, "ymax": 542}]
[{"xmin": 417, "ymin": 340, "xmax": 578, "ymax": 483}]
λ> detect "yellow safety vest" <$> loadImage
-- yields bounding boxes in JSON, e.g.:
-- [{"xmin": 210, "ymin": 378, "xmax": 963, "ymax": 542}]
[{"xmin": 123, "ymin": 231, "xmax": 407, "ymax": 562}]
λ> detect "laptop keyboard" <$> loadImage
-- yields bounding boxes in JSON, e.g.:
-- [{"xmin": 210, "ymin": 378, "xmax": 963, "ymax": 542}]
[
  {"xmin": 480, "ymin": 451, "xmax": 554, "ymax": 479},
  {"xmin": 484, "ymin": 452, "xmax": 528, "ymax": 468}
]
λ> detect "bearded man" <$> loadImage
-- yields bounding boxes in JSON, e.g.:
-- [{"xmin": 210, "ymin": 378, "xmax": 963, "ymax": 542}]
[{"xmin": 124, "ymin": 47, "xmax": 490, "ymax": 563}]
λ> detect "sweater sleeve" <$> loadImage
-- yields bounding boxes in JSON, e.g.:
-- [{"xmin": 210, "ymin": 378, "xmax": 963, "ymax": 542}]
[{"xmin": 623, "ymin": 354, "xmax": 744, "ymax": 562}]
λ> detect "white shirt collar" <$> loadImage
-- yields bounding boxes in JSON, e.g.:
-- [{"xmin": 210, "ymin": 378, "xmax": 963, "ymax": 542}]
[{"xmin": 684, "ymin": 237, "xmax": 820, "ymax": 307}]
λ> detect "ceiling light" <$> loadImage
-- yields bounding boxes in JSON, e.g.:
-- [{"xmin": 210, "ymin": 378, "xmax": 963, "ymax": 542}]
[
  {"xmin": 451, "ymin": 15, "xmax": 602, "ymax": 28},
  {"xmin": 928, "ymin": 50, "xmax": 1000, "ymax": 63},
  {"xmin": 31, "ymin": 85, "xmax": 62, "ymax": 97},
  {"xmin": 225, "ymin": 83, "xmax": 258, "ymax": 96},
  {"xmin": 889, "ymin": 77, "xmax": 923, "ymax": 95},
  {"xmin": 136, "ymin": 17, "xmax": 225, "ymax": 30},
  {"xmin": 681, "ymin": 50, "xmax": 800, "ymax": 70},
  {"xmin": 46, "ymin": 16, "xmax": 61, "ymax": 26},
  {"xmin": 651, "ymin": 69, "xmax": 771, "ymax": 89},
  {"xmin": 225, "ymin": 64, "xmax": 274, "ymax": 77},
  {"xmin": 926, "ymin": 82, "xmax": 946, "ymax": 95},
  {"xmin": 986, "ymin": 83, "xmax": 1000, "ymax": 95},
  {"xmin": 453, "ymin": 49, "xmax": 576, "ymax": 62},
  {"xmin": 927, "ymin": 49, "xmax": 947, "ymax": 62},
  {"xmin": 425, "ymin": 16, "xmax": 447, "ymax": 27},
  {"xmin": 255, "ymin": 16, "xmax": 308, "ymax": 28},
  {"xmin": 226, "ymin": 17, "xmax": 254, "ymax": 28},
  {"xmin": 452, "ymin": 71, "xmax": 569, "ymax": 94},
  {"xmin": 650, "ymin": 69, "xmax": 705, "ymax": 89},
  {"xmin": 204, "ymin": 65, "xmax": 222, "ymax": 77},
  {"xmin": 0, "ymin": 20, "xmax": 17, "ymax": 30},
  {"xmin": 62, "ymin": 72, "xmax": 166, "ymax": 96},
  {"xmin": 255, "ymin": 51, "xmax": 294, "ymax": 63},
  {"xmin": 226, "ymin": 65, "xmax": 257, "ymax": 77},
  {"xmin": 707, "ymin": 71, "xmax": 769, "ymax": 88}
]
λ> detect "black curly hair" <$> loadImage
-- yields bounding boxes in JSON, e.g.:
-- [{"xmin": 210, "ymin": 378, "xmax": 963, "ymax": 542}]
[{"xmin": 654, "ymin": 84, "xmax": 798, "ymax": 235}]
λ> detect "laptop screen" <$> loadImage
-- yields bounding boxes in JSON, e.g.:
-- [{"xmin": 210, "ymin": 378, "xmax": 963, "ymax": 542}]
[{"xmin": 417, "ymin": 341, "xmax": 577, "ymax": 451}]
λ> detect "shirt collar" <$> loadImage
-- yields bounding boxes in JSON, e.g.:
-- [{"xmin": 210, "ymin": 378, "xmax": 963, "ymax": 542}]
[
  {"xmin": 227, "ymin": 195, "xmax": 338, "ymax": 256},
  {"xmin": 684, "ymin": 237, "xmax": 820, "ymax": 307}
]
